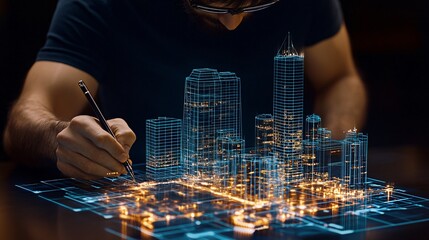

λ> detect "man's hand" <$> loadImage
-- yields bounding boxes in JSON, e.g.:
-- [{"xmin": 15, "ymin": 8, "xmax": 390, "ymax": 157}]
[
  {"xmin": 56, "ymin": 115, "xmax": 136, "ymax": 180},
  {"xmin": 3, "ymin": 61, "xmax": 137, "ymax": 178}
]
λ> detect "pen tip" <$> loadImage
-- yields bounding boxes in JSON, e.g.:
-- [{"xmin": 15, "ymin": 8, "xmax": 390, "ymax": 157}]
[{"xmin": 129, "ymin": 169, "xmax": 137, "ymax": 183}]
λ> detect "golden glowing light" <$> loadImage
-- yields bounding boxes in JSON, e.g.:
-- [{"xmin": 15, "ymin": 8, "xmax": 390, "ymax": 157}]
[{"xmin": 107, "ymin": 172, "xmax": 379, "ymax": 235}]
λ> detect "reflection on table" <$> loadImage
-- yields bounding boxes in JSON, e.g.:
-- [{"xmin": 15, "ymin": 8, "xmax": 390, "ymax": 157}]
[{"xmin": 1, "ymin": 145, "xmax": 428, "ymax": 240}]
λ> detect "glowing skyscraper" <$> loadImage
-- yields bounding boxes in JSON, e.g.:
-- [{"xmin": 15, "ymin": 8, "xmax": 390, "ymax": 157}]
[
  {"xmin": 303, "ymin": 114, "xmax": 321, "ymax": 181},
  {"xmin": 182, "ymin": 68, "xmax": 242, "ymax": 178},
  {"xmin": 146, "ymin": 117, "xmax": 182, "ymax": 181},
  {"xmin": 317, "ymin": 127, "xmax": 335, "ymax": 180},
  {"xmin": 241, "ymin": 154, "xmax": 282, "ymax": 201},
  {"xmin": 218, "ymin": 72, "xmax": 242, "ymax": 136},
  {"xmin": 273, "ymin": 35, "xmax": 304, "ymax": 184},
  {"xmin": 255, "ymin": 114, "xmax": 274, "ymax": 156},
  {"xmin": 341, "ymin": 128, "xmax": 368, "ymax": 189},
  {"xmin": 215, "ymin": 136, "xmax": 245, "ymax": 195}
]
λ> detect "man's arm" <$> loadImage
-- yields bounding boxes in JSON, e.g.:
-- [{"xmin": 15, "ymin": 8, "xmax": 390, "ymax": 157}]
[
  {"xmin": 3, "ymin": 61, "xmax": 136, "ymax": 179},
  {"xmin": 304, "ymin": 23, "xmax": 367, "ymax": 139}
]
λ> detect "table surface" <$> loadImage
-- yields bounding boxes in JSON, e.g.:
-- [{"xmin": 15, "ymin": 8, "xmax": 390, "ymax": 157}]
[{"xmin": 1, "ymin": 145, "xmax": 428, "ymax": 240}]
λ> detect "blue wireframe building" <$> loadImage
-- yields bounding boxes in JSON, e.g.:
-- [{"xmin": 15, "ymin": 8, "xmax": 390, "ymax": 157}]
[
  {"xmin": 241, "ymin": 154, "xmax": 282, "ymax": 201},
  {"xmin": 341, "ymin": 128, "xmax": 368, "ymax": 189},
  {"xmin": 182, "ymin": 68, "xmax": 242, "ymax": 178},
  {"xmin": 273, "ymin": 35, "xmax": 304, "ymax": 184},
  {"xmin": 215, "ymin": 136, "xmax": 245, "ymax": 195},
  {"xmin": 255, "ymin": 114, "xmax": 274, "ymax": 156},
  {"xmin": 303, "ymin": 114, "xmax": 322, "ymax": 182},
  {"xmin": 317, "ymin": 127, "xmax": 338, "ymax": 180},
  {"xmin": 146, "ymin": 117, "xmax": 182, "ymax": 181}
]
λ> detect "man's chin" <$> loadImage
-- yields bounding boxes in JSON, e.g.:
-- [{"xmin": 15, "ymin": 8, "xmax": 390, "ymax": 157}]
[
  {"xmin": 188, "ymin": 11, "xmax": 250, "ymax": 33},
  {"xmin": 184, "ymin": 6, "xmax": 230, "ymax": 33},
  {"xmin": 199, "ymin": 17, "xmax": 231, "ymax": 32}
]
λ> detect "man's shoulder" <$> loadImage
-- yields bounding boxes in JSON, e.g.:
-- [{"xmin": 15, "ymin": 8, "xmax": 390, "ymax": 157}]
[
  {"xmin": 281, "ymin": 0, "xmax": 340, "ymax": 10},
  {"xmin": 55, "ymin": 0, "xmax": 115, "ymax": 15}
]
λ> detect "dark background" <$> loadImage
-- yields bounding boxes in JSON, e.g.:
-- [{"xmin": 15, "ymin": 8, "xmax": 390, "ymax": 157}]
[{"xmin": 1, "ymin": 0, "xmax": 429, "ymax": 160}]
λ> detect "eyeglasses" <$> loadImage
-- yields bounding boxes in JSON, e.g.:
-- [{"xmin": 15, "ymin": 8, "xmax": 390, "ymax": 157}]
[{"xmin": 188, "ymin": 0, "xmax": 280, "ymax": 15}]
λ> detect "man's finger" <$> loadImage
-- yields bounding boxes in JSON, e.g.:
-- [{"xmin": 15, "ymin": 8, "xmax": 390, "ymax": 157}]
[
  {"xmin": 57, "ymin": 160, "xmax": 98, "ymax": 180},
  {"xmin": 70, "ymin": 116, "xmax": 128, "ymax": 163},
  {"xmin": 108, "ymin": 118, "xmax": 136, "ymax": 156},
  {"xmin": 57, "ymin": 126, "xmax": 126, "ymax": 173},
  {"xmin": 56, "ymin": 145, "xmax": 124, "ymax": 177}
]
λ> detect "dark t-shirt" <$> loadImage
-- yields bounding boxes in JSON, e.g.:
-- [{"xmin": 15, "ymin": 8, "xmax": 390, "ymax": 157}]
[{"xmin": 37, "ymin": 0, "xmax": 343, "ymax": 164}]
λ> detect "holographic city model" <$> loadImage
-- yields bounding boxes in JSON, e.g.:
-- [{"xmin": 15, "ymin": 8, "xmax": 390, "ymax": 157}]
[{"xmin": 16, "ymin": 37, "xmax": 429, "ymax": 239}]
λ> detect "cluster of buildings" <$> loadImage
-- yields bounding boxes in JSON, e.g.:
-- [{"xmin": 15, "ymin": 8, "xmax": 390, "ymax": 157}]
[{"xmin": 145, "ymin": 38, "xmax": 368, "ymax": 202}]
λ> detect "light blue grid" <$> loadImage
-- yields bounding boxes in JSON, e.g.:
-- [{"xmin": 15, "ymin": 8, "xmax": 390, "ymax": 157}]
[{"xmin": 146, "ymin": 117, "xmax": 182, "ymax": 181}]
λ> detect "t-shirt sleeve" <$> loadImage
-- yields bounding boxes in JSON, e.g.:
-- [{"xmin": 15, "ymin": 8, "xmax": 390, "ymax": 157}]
[
  {"xmin": 36, "ymin": 0, "xmax": 112, "ymax": 82},
  {"xmin": 305, "ymin": 0, "xmax": 343, "ymax": 46}
]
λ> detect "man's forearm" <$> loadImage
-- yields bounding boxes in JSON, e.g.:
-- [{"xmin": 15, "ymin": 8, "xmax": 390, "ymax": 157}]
[
  {"xmin": 314, "ymin": 74, "xmax": 367, "ymax": 139},
  {"xmin": 3, "ymin": 100, "xmax": 68, "ymax": 166}
]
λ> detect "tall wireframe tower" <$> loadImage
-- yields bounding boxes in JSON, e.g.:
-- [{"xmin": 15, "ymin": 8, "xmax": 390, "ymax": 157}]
[
  {"xmin": 303, "ymin": 114, "xmax": 321, "ymax": 182},
  {"xmin": 146, "ymin": 117, "xmax": 182, "ymax": 181},
  {"xmin": 273, "ymin": 34, "xmax": 304, "ymax": 184},
  {"xmin": 218, "ymin": 72, "xmax": 242, "ymax": 136},
  {"xmin": 341, "ymin": 128, "xmax": 368, "ymax": 189},
  {"xmin": 317, "ymin": 127, "xmax": 335, "ymax": 180},
  {"xmin": 182, "ymin": 68, "xmax": 242, "ymax": 178},
  {"xmin": 255, "ymin": 114, "xmax": 274, "ymax": 156}
]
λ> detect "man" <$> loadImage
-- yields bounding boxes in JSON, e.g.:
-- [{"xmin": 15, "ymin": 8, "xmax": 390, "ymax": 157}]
[{"xmin": 3, "ymin": 0, "xmax": 367, "ymax": 180}]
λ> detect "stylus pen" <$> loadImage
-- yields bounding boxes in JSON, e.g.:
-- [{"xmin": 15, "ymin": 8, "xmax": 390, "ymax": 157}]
[{"xmin": 78, "ymin": 80, "xmax": 136, "ymax": 182}]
